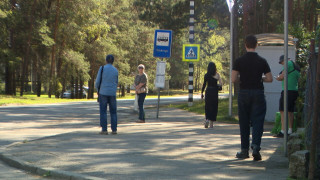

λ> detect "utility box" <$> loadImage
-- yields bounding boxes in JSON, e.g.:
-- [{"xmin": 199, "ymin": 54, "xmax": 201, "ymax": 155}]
[{"xmin": 255, "ymin": 33, "xmax": 297, "ymax": 122}]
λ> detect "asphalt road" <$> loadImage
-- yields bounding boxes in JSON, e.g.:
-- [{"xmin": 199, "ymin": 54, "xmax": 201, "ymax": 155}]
[
  {"xmin": 0, "ymin": 96, "xmax": 202, "ymax": 147},
  {"xmin": 0, "ymin": 95, "xmax": 233, "ymax": 179}
]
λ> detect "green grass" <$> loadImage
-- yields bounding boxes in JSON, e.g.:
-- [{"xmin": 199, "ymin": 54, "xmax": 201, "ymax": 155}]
[
  {"xmin": 170, "ymin": 98, "xmax": 239, "ymax": 123},
  {"xmin": 0, "ymin": 90, "xmax": 190, "ymax": 106},
  {"xmin": 0, "ymin": 95, "xmax": 92, "ymax": 106}
]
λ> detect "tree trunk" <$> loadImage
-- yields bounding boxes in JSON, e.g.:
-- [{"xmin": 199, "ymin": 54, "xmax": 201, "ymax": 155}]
[
  {"xmin": 88, "ymin": 57, "xmax": 97, "ymax": 99},
  {"xmin": 308, "ymin": 0, "xmax": 317, "ymax": 32},
  {"xmin": 36, "ymin": 54, "xmax": 41, "ymax": 98},
  {"xmin": 70, "ymin": 76, "xmax": 74, "ymax": 99},
  {"xmin": 243, "ymin": 0, "xmax": 256, "ymax": 36},
  {"xmin": 80, "ymin": 78, "xmax": 84, "ymax": 99},
  {"xmin": 314, "ymin": 12, "xmax": 318, "ymax": 32},
  {"xmin": 303, "ymin": 0, "xmax": 308, "ymax": 28},
  {"xmin": 308, "ymin": 39, "xmax": 320, "ymax": 180},
  {"xmin": 56, "ymin": 40, "xmax": 64, "ymax": 80},
  {"xmin": 121, "ymin": 85, "xmax": 125, "ymax": 97},
  {"xmin": 34, "ymin": 53, "xmax": 40, "ymax": 97},
  {"xmin": 5, "ymin": 62, "xmax": 14, "ymax": 95},
  {"xmin": 295, "ymin": 0, "xmax": 301, "ymax": 23},
  {"xmin": 88, "ymin": 78, "xmax": 95, "ymax": 99},
  {"xmin": 262, "ymin": 0, "xmax": 268, "ymax": 32},
  {"xmin": 5, "ymin": 0, "xmax": 17, "ymax": 96},
  {"xmin": 49, "ymin": 0, "xmax": 60, "ymax": 98},
  {"xmin": 61, "ymin": 64, "xmax": 68, "ymax": 98},
  {"xmin": 288, "ymin": 0, "xmax": 293, "ymax": 23},
  {"xmin": 75, "ymin": 74, "xmax": 79, "ymax": 99},
  {"xmin": 36, "ymin": 80, "xmax": 41, "ymax": 97},
  {"xmin": 20, "ymin": 0, "xmax": 37, "ymax": 96},
  {"xmin": 13, "ymin": 69, "xmax": 16, "ymax": 95}
]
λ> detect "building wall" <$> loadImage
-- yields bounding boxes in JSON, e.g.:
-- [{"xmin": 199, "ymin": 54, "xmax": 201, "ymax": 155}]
[{"xmin": 256, "ymin": 46, "xmax": 296, "ymax": 121}]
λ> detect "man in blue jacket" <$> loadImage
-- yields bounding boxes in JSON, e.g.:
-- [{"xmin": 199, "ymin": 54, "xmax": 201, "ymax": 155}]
[{"xmin": 95, "ymin": 55, "xmax": 119, "ymax": 135}]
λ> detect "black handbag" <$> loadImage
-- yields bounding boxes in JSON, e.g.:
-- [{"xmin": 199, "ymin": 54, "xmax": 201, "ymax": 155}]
[
  {"xmin": 217, "ymin": 84, "xmax": 222, "ymax": 91},
  {"xmin": 97, "ymin": 66, "xmax": 104, "ymax": 102}
]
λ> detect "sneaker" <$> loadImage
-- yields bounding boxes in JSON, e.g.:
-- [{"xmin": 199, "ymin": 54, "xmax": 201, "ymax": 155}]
[
  {"xmin": 252, "ymin": 149, "xmax": 262, "ymax": 161},
  {"xmin": 204, "ymin": 120, "xmax": 209, "ymax": 128},
  {"xmin": 274, "ymin": 132, "xmax": 284, "ymax": 138},
  {"xmin": 99, "ymin": 131, "xmax": 108, "ymax": 135},
  {"xmin": 236, "ymin": 150, "xmax": 249, "ymax": 159},
  {"xmin": 111, "ymin": 131, "xmax": 117, "ymax": 135}
]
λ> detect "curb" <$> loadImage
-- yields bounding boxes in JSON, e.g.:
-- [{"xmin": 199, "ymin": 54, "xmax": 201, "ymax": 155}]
[{"xmin": 0, "ymin": 152, "xmax": 105, "ymax": 180}]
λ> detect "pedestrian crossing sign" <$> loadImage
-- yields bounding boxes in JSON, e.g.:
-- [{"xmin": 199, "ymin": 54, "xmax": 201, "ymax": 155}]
[{"xmin": 182, "ymin": 44, "xmax": 200, "ymax": 62}]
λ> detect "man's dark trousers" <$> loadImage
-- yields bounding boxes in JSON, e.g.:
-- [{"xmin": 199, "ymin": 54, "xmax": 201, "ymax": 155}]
[{"xmin": 238, "ymin": 89, "xmax": 266, "ymax": 151}]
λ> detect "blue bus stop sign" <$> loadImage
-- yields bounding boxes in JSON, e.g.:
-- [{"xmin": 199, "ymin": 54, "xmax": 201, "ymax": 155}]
[{"xmin": 153, "ymin": 30, "xmax": 172, "ymax": 58}]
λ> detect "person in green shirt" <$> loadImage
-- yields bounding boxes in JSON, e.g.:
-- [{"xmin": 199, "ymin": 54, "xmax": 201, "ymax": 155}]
[{"xmin": 275, "ymin": 55, "xmax": 300, "ymax": 137}]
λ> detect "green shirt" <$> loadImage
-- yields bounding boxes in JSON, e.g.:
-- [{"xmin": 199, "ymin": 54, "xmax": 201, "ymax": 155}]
[{"xmin": 281, "ymin": 61, "xmax": 300, "ymax": 91}]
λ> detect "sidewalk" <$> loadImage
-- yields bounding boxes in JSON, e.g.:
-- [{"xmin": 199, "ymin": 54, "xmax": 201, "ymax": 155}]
[{"xmin": 0, "ymin": 107, "xmax": 288, "ymax": 180}]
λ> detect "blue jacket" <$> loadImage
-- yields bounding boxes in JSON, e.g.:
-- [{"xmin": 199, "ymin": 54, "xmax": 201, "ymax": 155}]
[{"xmin": 95, "ymin": 64, "xmax": 118, "ymax": 96}]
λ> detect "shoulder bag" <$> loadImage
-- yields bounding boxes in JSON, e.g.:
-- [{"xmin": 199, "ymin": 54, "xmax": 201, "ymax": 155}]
[{"xmin": 136, "ymin": 87, "xmax": 146, "ymax": 94}]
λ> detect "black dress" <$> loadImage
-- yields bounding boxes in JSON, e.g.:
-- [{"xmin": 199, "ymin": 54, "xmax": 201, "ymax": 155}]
[{"xmin": 201, "ymin": 74, "xmax": 218, "ymax": 121}]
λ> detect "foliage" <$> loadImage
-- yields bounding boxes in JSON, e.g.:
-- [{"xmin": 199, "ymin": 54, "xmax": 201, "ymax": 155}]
[
  {"xmin": 286, "ymin": 24, "xmax": 316, "ymax": 127},
  {"xmin": 0, "ymin": 0, "xmax": 318, "ymax": 99}
]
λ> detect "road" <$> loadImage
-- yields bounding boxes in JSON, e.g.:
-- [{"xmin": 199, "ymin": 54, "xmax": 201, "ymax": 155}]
[
  {"xmin": 0, "ymin": 96, "xmax": 205, "ymax": 146},
  {"xmin": 0, "ymin": 94, "xmax": 289, "ymax": 180},
  {"xmin": 0, "ymin": 96, "xmax": 203, "ymax": 179}
]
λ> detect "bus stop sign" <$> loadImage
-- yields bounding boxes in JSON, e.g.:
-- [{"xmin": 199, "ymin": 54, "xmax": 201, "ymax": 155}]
[{"xmin": 153, "ymin": 30, "xmax": 172, "ymax": 58}]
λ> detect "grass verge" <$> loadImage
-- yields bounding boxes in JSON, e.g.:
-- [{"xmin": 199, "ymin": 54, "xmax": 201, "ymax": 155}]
[
  {"xmin": 0, "ymin": 95, "xmax": 92, "ymax": 106},
  {"xmin": 0, "ymin": 90, "xmax": 190, "ymax": 106},
  {"xmin": 170, "ymin": 98, "xmax": 239, "ymax": 124}
]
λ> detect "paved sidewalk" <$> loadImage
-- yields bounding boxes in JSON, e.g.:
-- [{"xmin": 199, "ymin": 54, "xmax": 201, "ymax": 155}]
[{"xmin": 0, "ymin": 107, "xmax": 288, "ymax": 180}]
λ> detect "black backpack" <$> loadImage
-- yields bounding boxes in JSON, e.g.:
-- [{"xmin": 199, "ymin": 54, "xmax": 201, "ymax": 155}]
[{"xmin": 279, "ymin": 60, "xmax": 300, "ymax": 75}]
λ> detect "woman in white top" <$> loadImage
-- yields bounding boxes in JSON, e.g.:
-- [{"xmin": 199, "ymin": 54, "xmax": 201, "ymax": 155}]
[{"xmin": 134, "ymin": 64, "xmax": 148, "ymax": 123}]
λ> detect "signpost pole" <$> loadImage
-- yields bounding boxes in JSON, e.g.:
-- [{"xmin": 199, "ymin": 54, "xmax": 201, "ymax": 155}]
[
  {"xmin": 283, "ymin": 0, "xmax": 289, "ymax": 157},
  {"xmin": 228, "ymin": 3, "xmax": 234, "ymax": 117},
  {"xmin": 156, "ymin": 58, "xmax": 164, "ymax": 119},
  {"xmin": 156, "ymin": 87, "xmax": 160, "ymax": 118},
  {"xmin": 188, "ymin": 0, "xmax": 195, "ymax": 107},
  {"xmin": 153, "ymin": 29, "xmax": 172, "ymax": 119},
  {"xmin": 153, "ymin": 30, "xmax": 172, "ymax": 119}
]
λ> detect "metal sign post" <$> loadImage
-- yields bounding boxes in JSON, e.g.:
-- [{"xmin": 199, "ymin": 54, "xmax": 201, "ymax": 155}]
[
  {"xmin": 228, "ymin": 0, "xmax": 234, "ymax": 117},
  {"xmin": 155, "ymin": 61, "xmax": 166, "ymax": 118},
  {"xmin": 188, "ymin": 0, "xmax": 195, "ymax": 107},
  {"xmin": 284, "ymin": 0, "xmax": 289, "ymax": 157},
  {"xmin": 183, "ymin": 43, "xmax": 200, "ymax": 107},
  {"xmin": 153, "ymin": 29, "xmax": 172, "ymax": 118}
]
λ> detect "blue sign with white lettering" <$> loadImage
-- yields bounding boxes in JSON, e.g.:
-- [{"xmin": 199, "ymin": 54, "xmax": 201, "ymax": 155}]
[{"xmin": 153, "ymin": 30, "xmax": 172, "ymax": 58}]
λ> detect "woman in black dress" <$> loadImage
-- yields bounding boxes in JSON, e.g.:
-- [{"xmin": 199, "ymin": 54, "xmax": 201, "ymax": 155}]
[{"xmin": 201, "ymin": 62, "xmax": 222, "ymax": 128}]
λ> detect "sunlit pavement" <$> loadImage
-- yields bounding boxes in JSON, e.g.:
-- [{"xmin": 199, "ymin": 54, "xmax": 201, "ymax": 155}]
[{"xmin": 0, "ymin": 100, "xmax": 288, "ymax": 180}]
